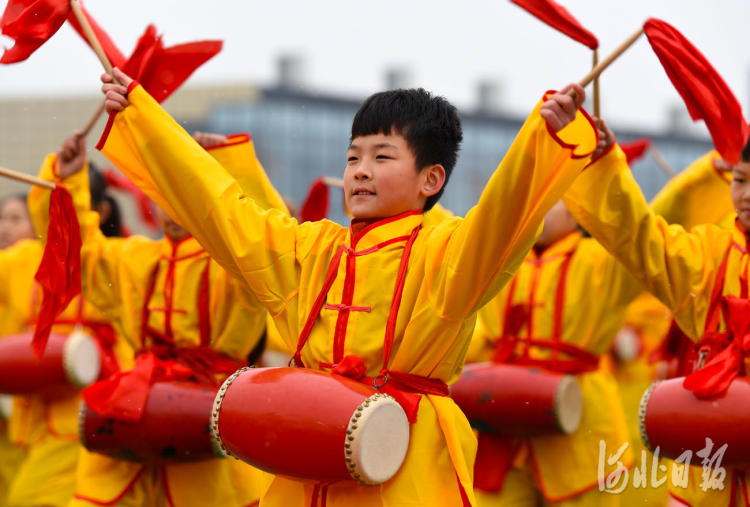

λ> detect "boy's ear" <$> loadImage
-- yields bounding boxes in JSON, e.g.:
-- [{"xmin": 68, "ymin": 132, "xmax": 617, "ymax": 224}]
[{"xmin": 421, "ymin": 164, "xmax": 446, "ymax": 198}]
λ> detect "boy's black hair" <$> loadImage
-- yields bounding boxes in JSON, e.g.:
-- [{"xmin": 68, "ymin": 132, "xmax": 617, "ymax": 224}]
[
  {"xmin": 88, "ymin": 164, "xmax": 123, "ymax": 238},
  {"xmin": 350, "ymin": 88, "xmax": 463, "ymax": 211},
  {"xmin": 742, "ymin": 130, "xmax": 750, "ymax": 163}
]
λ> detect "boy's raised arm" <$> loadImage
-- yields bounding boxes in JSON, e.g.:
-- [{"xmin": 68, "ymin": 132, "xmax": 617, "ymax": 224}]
[
  {"xmin": 563, "ymin": 140, "xmax": 731, "ymax": 340},
  {"xmin": 427, "ymin": 86, "xmax": 599, "ymax": 320},
  {"xmin": 97, "ymin": 70, "xmax": 328, "ymax": 314}
]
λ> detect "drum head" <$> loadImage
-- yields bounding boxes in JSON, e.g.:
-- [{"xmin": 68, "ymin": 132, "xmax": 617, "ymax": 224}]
[
  {"xmin": 0, "ymin": 395, "xmax": 12, "ymax": 419},
  {"xmin": 555, "ymin": 376, "xmax": 583, "ymax": 434},
  {"xmin": 614, "ymin": 327, "xmax": 641, "ymax": 362},
  {"xmin": 346, "ymin": 393, "xmax": 409, "ymax": 486},
  {"xmin": 63, "ymin": 331, "xmax": 102, "ymax": 388}
]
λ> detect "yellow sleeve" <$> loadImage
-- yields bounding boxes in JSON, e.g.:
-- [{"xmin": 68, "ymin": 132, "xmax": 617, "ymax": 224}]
[
  {"xmin": 649, "ymin": 150, "xmax": 733, "ymax": 229},
  {"xmin": 204, "ymin": 133, "xmax": 289, "ymax": 214},
  {"xmin": 27, "ymin": 153, "xmax": 91, "ymax": 242},
  {"xmin": 97, "ymin": 85, "xmax": 341, "ymax": 315},
  {"xmin": 563, "ymin": 144, "xmax": 731, "ymax": 340},
  {"xmin": 426, "ymin": 95, "xmax": 599, "ymax": 320}
]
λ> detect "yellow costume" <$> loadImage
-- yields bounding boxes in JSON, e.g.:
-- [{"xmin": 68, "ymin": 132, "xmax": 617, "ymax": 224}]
[
  {"xmin": 0, "ymin": 243, "xmax": 126, "ymax": 505},
  {"xmin": 563, "ymin": 144, "xmax": 749, "ymax": 506},
  {"xmin": 612, "ymin": 150, "xmax": 734, "ymax": 507},
  {"xmin": 95, "ymin": 82, "xmax": 598, "ymax": 506},
  {"xmin": 29, "ymin": 135, "xmax": 282, "ymax": 507}
]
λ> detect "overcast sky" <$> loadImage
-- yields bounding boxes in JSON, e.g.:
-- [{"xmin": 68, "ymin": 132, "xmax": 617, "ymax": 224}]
[{"xmin": 1, "ymin": 0, "xmax": 748, "ymax": 132}]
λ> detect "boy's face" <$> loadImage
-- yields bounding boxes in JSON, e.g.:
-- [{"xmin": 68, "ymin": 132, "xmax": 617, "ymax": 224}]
[
  {"xmin": 344, "ymin": 133, "xmax": 440, "ymax": 220},
  {"xmin": 732, "ymin": 162, "xmax": 750, "ymax": 230},
  {"xmin": 156, "ymin": 206, "xmax": 191, "ymax": 243},
  {"xmin": 0, "ymin": 198, "xmax": 35, "ymax": 250}
]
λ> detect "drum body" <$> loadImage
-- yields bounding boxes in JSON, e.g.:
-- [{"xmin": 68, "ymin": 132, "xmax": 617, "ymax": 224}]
[
  {"xmin": 0, "ymin": 331, "xmax": 101, "ymax": 397},
  {"xmin": 640, "ymin": 377, "xmax": 750, "ymax": 466},
  {"xmin": 212, "ymin": 367, "xmax": 410, "ymax": 486},
  {"xmin": 80, "ymin": 381, "xmax": 223, "ymax": 463},
  {"xmin": 450, "ymin": 362, "xmax": 582, "ymax": 437}
]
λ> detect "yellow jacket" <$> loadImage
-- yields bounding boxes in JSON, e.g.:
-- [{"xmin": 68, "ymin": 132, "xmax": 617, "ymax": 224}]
[
  {"xmin": 96, "ymin": 83, "xmax": 597, "ymax": 506},
  {"xmin": 30, "ymin": 135, "xmax": 284, "ymax": 507},
  {"xmin": 563, "ymin": 144, "xmax": 749, "ymax": 505},
  {"xmin": 468, "ymin": 147, "xmax": 735, "ymax": 501}
]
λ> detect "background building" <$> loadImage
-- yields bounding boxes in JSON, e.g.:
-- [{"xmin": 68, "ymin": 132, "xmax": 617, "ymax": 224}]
[{"xmin": 0, "ymin": 72, "xmax": 714, "ymax": 234}]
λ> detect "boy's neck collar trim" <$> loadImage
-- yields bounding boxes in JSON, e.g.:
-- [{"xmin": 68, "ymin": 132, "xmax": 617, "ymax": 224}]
[{"xmin": 349, "ymin": 210, "xmax": 424, "ymax": 250}]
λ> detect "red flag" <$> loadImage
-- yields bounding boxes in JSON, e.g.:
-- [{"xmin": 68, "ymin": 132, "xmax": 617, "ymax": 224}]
[
  {"xmin": 72, "ymin": 22, "xmax": 222, "ymax": 104},
  {"xmin": 510, "ymin": 0, "xmax": 598, "ymax": 50},
  {"xmin": 620, "ymin": 138, "xmax": 652, "ymax": 165},
  {"xmin": 299, "ymin": 177, "xmax": 330, "ymax": 223},
  {"xmin": 103, "ymin": 168, "xmax": 159, "ymax": 231},
  {"xmin": 644, "ymin": 18, "xmax": 749, "ymax": 165},
  {"xmin": 66, "ymin": 4, "xmax": 126, "ymax": 69},
  {"xmin": 0, "ymin": 0, "xmax": 69, "ymax": 63},
  {"xmin": 32, "ymin": 186, "xmax": 82, "ymax": 357}
]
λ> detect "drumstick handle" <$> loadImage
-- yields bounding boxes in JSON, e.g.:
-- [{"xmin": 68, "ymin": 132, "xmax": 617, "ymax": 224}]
[
  {"xmin": 649, "ymin": 145, "xmax": 677, "ymax": 178},
  {"xmin": 322, "ymin": 176, "xmax": 344, "ymax": 188},
  {"xmin": 0, "ymin": 166, "xmax": 56, "ymax": 189},
  {"xmin": 79, "ymin": 99, "xmax": 106, "ymax": 138},
  {"xmin": 69, "ymin": 0, "xmax": 120, "ymax": 85},
  {"xmin": 567, "ymin": 27, "xmax": 644, "ymax": 97}
]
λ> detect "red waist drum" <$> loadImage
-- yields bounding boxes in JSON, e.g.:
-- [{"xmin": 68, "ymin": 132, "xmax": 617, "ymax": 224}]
[
  {"xmin": 450, "ymin": 362, "xmax": 582, "ymax": 437},
  {"xmin": 80, "ymin": 381, "xmax": 224, "ymax": 463},
  {"xmin": 0, "ymin": 331, "xmax": 101, "ymax": 397},
  {"xmin": 640, "ymin": 377, "xmax": 750, "ymax": 467},
  {"xmin": 212, "ymin": 367, "xmax": 410, "ymax": 487}
]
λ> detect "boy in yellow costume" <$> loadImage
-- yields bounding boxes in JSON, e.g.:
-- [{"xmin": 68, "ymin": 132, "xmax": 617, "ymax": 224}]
[
  {"xmin": 610, "ymin": 150, "xmax": 735, "ymax": 507},
  {"xmin": 28, "ymin": 131, "xmax": 284, "ymax": 507},
  {"xmin": 97, "ymin": 66, "xmax": 598, "ymax": 506},
  {"xmin": 468, "ymin": 137, "xmax": 736, "ymax": 507},
  {"xmin": 0, "ymin": 155, "xmax": 130, "ymax": 507},
  {"xmin": 560, "ymin": 119, "xmax": 750, "ymax": 507}
]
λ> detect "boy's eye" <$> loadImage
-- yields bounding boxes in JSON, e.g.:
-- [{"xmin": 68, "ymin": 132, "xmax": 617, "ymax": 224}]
[
  {"xmin": 376, "ymin": 155, "xmax": 392, "ymax": 160},
  {"xmin": 347, "ymin": 156, "xmax": 358, "ymax": 162},
  {"xmin": 735, "ymin": 178, "xmax": 745, "ymax": 183}
]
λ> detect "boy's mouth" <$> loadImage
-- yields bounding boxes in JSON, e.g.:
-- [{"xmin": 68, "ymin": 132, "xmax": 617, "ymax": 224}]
[{"xmin": 352, "ymin": 188, "xmax": 376, "ymax": 197}]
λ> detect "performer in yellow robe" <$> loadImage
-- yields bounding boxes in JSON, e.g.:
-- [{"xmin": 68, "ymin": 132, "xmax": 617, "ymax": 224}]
[
  {"xmin": 28, "ymin": 131, "xmax": 285, "ymax": 507},
  {"xmin": 0, "ymin": 164, "xmax": 131, "ymax": 507},
  {"xmin": 95, "ymin": 68, "xmax": 598, "ymax": 506},
  {"xmin": 0, "ymin": 194, "xmax": 35, "ymax": 506},
  {"xmin": 562, "ymin": 121, "xmax": 750, "ymax": 507},
  {"xmin": 610, "ymin": 150, "xmax": 734, "ymax": 507}
]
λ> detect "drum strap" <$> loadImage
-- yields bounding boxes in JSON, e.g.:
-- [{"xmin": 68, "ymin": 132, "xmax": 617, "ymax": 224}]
[
  {"xmin": 291, "ymin": 224, "xmax": 449, "ymax": 422},
  {"xmin": 493, "ymin": 249, "xmax": 598, "ymax": 374},
  {"xmin": 684, "ymin": 238, "xmax": 750, "ymax": 398}
]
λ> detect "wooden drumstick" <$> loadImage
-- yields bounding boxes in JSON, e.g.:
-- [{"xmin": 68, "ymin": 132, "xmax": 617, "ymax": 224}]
[
  {"xmin": 322, "ymin": 176, "xmax": 344, "ymax": 188},
  {"xmin": 79, "ymin": 99, "xmax": 106, "ymax": 138},
  {"xmin": 648, "ymin": 145, "xmax": 677, "ymax": 179},
  {"xmin": 0, "ymin": 166, "xmax": 56, "ymax": 190},
  {"xmin": 567, "ymin": 27, "xmax": 644, "ymax": 97}
]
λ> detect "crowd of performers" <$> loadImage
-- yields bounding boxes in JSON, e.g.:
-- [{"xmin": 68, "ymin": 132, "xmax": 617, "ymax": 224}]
[{"xmin": 2, "ymin": 4, "xmax": 750, "ymax": 507}]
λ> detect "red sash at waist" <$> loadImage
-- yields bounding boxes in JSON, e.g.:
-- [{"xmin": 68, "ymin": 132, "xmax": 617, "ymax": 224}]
[
  {"xmin": 493, "ymin": 338, "xmax": 600, "ymax": 376},
  {"xmin": 323, "ymin": 354, "xmax": 448, "ymax": 423},
  {"xmin": 83, "ymin": 345, "xmax": 245, "ymax": 423}
]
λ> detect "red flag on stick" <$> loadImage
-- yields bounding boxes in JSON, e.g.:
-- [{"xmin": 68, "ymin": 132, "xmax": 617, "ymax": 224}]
[
  {"xmin": 644, "ymin": 18, "xmax": 749, "ymax": 165},
  {"xmin": 299, "ymin": 177, "xmax": 330, "ymax": 223},
  {"xmin": 66, "ymin": 4, "xmax": 126, "ymax": 69},
  {"xmin": 620, "ymin": 138, "xmax": 652, "ymax": 164},
  {"xmin": 510, "ymin": 0, "xmax": 598, "ymax": 49},
  {"xmin": 32, "ymin": 186, "xmax": 82, "ymax": 356},
  {"xmin": 0, "ymin": 0, "xmax": 69, "ymax": 63}
]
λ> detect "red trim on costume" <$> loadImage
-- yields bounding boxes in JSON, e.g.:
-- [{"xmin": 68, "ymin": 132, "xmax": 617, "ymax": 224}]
[
  {"xmin": 162, "ymin": 466, "xmax": 175, "ymax": 507},
  {"xmin": 668, "ymin": 491, "xmax": 692, "ymax": 506},
  {"xmin": 198, "ymin": 259, "xmax": 212, "ymax": 347},
  {"xmin": 582, "ymin": 141, "xmax": 616, "ymax": 171},
  {"xmin": 72, "ymin": 466, "xmax": 147, "ymax": 505},
  {"xmin": 203, "ymin": 133, "xmax": 251, "ymax": 151},
  {"xmin": 325, "ymin": 303, "xmax": 371, "ymax": 313},
  {"xmin": 95, "ymin": 111, "xmax": 117, "ymax": 151},
  {"xmin": 456, "ymin": 473, "xmax": 472, "ymax": 507},
  {"xmin": 541, "ymin": 90, "xmax": 599, "ymax": 160},
  {"xmin": 529, "ymin": 449, "xmax": 635, "ymax": 503},
  {"xmin": 96, "ymin": 81, "xmax": 141, "ymax": 152},
  {"xmin": 348, "ymin": 209, "xmax": 423, "ymax": 249}
]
